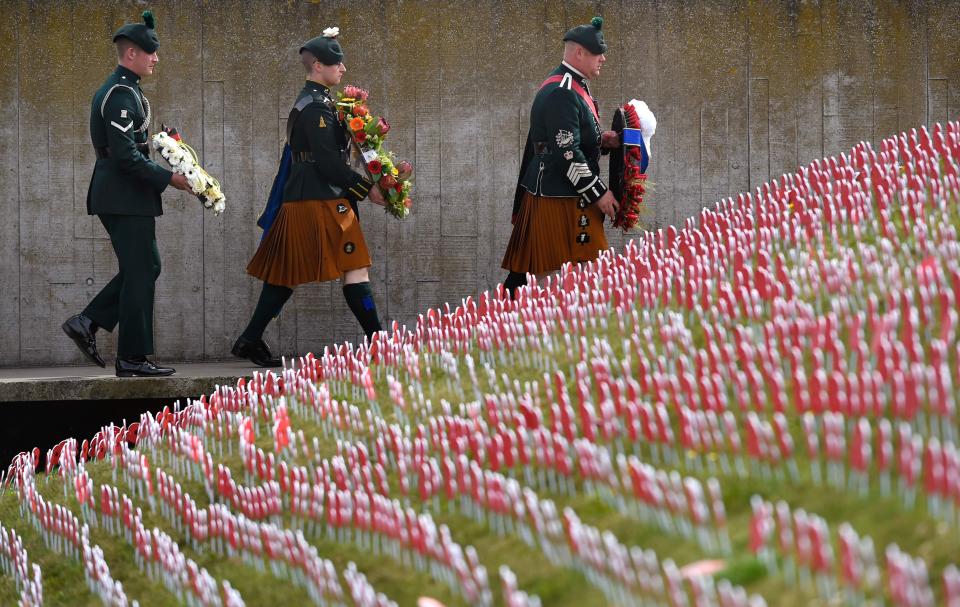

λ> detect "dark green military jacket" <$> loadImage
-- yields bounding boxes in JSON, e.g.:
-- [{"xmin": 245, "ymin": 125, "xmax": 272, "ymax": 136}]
[
  {"xmin": 283, "ymin": 81, "xmax": 373, "ymax": 206},
  {"xmin": 514, "ymin": 63, "xmax": 607, "ymax": 216},
  {"xmin": 87, "ymin": 65, "xmax": 172, "ymax": 216}
]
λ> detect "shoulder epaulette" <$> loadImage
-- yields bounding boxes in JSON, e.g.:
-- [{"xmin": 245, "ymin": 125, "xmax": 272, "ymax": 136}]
[
  {"xmin": 100, "ymin": 84, "xmax": 144, "ymax": 118},
  {"xmin": 295, "ymin": 95, "xmax": 314, "ymax": 112}
]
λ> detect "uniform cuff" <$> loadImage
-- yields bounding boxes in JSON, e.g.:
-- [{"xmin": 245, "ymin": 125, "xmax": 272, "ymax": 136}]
[
  {"xmin": 155, "ymin": 166, "xmax": 174, "ymax": 193},
  {"xmin": 577, "ymin": 175, "xmax": 607, "ymax": 206},
  {"xmin": 566, "ymin": 161, "xmax": 607, "ymax": 205},
  {"xmin": 346, "ymin": 176, "xmax": 374, "ymax": 202}
]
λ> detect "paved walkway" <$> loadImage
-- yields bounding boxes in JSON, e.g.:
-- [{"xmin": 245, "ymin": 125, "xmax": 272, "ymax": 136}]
[{"xmin": 0, "ymin": 361, "xmax": 268, "ymax": 402}]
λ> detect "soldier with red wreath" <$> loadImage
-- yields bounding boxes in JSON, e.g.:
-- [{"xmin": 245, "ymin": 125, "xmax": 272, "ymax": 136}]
[{"xmin": 501, "ymin": 17, "xmax": 622, "ymax": 297}]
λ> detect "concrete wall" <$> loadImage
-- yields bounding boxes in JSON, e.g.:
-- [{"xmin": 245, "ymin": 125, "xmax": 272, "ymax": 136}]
[{"xmin": 1, "ymin": 0, "xmax": 958, "ymax": 367}]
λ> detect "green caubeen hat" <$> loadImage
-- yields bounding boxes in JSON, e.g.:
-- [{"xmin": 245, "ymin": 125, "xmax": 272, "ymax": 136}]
[
  {"xmin": 563, "ymin": 16, "xmax": 607, "ymax": 55},
  {"xmin": 112, "ymin": 11, "xmax": 160, "ymax": 53},
  {"xmin": 300, "ymin": 27, "xmax": 344, "ymax": 66}
]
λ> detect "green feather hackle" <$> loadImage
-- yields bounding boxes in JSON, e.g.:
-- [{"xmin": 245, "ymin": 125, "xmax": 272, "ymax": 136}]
[
  {"xmin": 591, "ymin": 16, "xmax": 603, "ymax": 29},
  {"xmin": 142, "ymin": 10, "xmax": 155, "ymax": 29}
]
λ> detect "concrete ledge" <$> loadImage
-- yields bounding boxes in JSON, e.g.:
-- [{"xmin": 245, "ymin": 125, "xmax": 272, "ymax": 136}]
[{"xmin": 0, "ymin": 361, "xmax": 264, "ymax": 402}]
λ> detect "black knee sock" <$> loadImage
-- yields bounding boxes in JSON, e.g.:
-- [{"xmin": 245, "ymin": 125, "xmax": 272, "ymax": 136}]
[
  {"xmin": 504, "ymin": 271, "xmax": 527, "ymax": 299},
  {"xmin": 343, "ymin": 282, "xmax": 382, "ymax": 341},
  {"xmin": 240, "ymin": 282, "xmax": 294, "ymax": 342}
]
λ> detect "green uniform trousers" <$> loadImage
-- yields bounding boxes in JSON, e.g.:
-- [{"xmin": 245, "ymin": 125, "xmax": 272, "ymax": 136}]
[{"xmin": 82, "ymin": 215, "xmax": 161, "ymax": 357}]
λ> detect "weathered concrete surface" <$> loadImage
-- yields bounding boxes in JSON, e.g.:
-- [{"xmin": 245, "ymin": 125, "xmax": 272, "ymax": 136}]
[
  {"xmin": 1, "ymin": 0, "xmax": 958, "ymax": 367},
  {"xmin": 0, "ymin": 360, "xmax": 258, "ymax": 402}
]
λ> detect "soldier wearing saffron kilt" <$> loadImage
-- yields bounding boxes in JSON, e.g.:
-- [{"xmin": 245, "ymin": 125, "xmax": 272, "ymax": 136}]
[
  {"xmin": 502, "ymin": 16, "xmax": 621, "ymax": 296},
  {"xmin": 233, "ymin": 29, "xmax": 386, "ymax": 367}
]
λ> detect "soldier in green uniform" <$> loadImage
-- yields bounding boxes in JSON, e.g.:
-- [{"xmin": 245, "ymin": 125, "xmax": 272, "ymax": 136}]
[
  {"xmin": 61, "ymin": 11, "xmax": 190, "ymax": 377},
  {"xmin": 501, "ymin": 16, "xmax": 621, "ymax": 297},
  {"xmin": 232, "ymin": 29, "xmax": 386, "ymax": 367}
]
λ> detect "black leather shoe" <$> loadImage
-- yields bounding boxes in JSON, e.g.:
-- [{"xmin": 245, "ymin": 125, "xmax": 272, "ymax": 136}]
[
  {"xmin": 231, "ymin": 337, "xmax": 283, "ymax": 368},
  {"xmin": 62, "ymin": 314, "xmax": 106, "ymax": 368},
  {"xmin": 115, "ymin": 357, "xmax": 176, "ymax": 377}
]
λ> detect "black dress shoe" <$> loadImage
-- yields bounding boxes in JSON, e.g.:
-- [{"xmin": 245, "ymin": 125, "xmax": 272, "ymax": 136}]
[
  {"xmin": 231, "ymin": 337, "xmax": 283, "ymax": 368},
  {"xmin": 62, "ymin": 314, "xmax": 106, "ymax": 368},
  {"xmin": 115, "ymin": 357, "xmax": 176, "ymax": 377}
]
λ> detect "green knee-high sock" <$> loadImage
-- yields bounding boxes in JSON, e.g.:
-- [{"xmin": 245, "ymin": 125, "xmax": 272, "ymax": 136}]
[
  {"xmin": 342, "ymin": 282, "xmax": 382, "ymax": 341},
  {"xmin": 503, "ymin": 271, "xmax": 527, "ymax": 299},
  {"xmin": 240, "ymin": 282, "xmax": 294, "ymax": 342}
]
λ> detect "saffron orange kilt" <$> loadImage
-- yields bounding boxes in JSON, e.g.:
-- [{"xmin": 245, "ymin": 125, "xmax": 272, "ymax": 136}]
[
  {"xmin": 501, "ymin": 191, "xmax": 609, "ymax": 275},
  {"xmin": 246, "ymin": 198, "xmax": 371, "ymax": 287}
]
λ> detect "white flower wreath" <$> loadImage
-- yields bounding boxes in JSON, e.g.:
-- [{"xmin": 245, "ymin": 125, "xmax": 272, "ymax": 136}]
[{"xmin": 151, "ymin": 131, "xmax": 226, "ymax": 215}]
